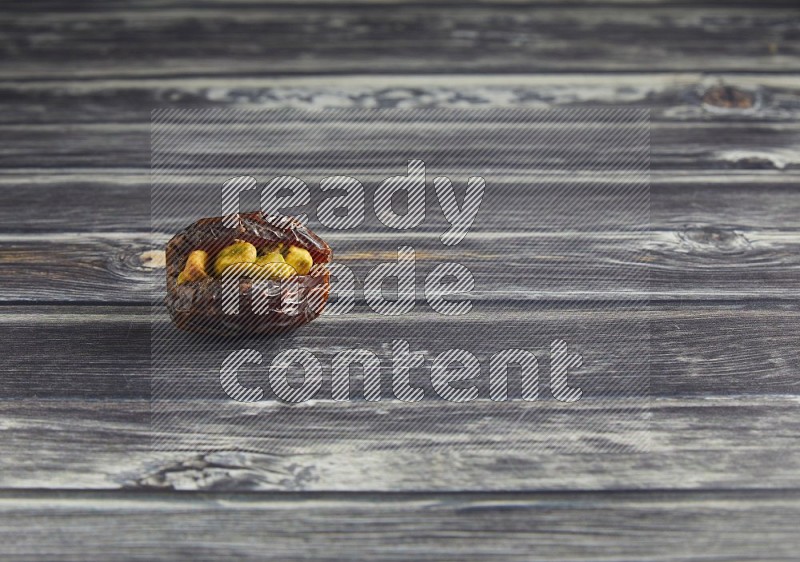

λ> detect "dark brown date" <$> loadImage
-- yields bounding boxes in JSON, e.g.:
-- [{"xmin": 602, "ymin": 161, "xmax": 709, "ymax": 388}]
[{"xmin": 165, "ymin": 212, "xmax": 332, "ymax": 336}]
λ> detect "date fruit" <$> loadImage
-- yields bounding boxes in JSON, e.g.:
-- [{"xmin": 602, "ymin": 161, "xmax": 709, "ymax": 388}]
[{"xmin": 165, "ymin": 212, "xmax": 332, "ymax": 336}]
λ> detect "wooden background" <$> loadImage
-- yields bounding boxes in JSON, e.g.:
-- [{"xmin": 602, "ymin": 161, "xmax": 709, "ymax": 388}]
[{"xmin": 1, "ymin": 1, "xmax": 800, "ymax": 560}]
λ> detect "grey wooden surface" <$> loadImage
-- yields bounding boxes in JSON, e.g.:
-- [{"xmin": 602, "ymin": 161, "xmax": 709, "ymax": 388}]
[
  {"xmin": 2, "ymin": 490, "xmax": 799, "ymax": 561},
  {"xmin": 1, "ymin": 1, "xmax": 800, "ymax": 560}
]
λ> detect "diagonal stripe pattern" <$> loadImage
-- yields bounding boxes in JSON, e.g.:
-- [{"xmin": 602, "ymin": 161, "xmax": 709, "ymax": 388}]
[{"xmin": 151, "ymin": 108, "xmax": 650, "ymax": 463}]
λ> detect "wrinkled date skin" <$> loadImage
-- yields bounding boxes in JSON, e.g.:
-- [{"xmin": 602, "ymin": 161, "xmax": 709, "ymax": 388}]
[{"xmin": 165, "ymin": 212, "xmax": 332, "ymax": 336}]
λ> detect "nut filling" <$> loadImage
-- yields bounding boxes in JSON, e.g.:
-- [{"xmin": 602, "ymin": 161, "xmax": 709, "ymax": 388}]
[{"xmin": 165, "ymin": 212, "xmax": 332, "ymax": 335}]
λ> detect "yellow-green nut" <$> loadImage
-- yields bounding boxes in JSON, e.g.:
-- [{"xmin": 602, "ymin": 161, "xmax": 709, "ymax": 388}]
[
  {"xmin": 222, "ymin": 261, "xmax": 296, "ymax": 281},
  {"xmin": 255, "ymin": 249, "xmax": 285, "ymax": 265},
  {"xmin": 258, "ymin": 262, "xmax": 297, "ymax": 280},
  {"xmin": 213, "ymin": 240, "xmax": 257, "ymax": 277},
  {"xmin": 283, "ymin": 245, "xmax": 313, "ymax": 275},
  {"xmin": 177, "ymin": 249, "xmax": 210, "ymax": 285}
]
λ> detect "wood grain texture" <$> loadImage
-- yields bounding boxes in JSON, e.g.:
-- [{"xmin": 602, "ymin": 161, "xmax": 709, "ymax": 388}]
[
  {"xmin": 2, "ymin": 74, "xmax": 800, "ymax": 125},
  {"xmin": 2, "ymin": 225, "xmax": 800, "ymax": 303},
  {"xmin": 2, "ymin": 180, "xmax": 800, "ymax": 301},
  {"xmin": 0, "ymin": 4, "xmax": 797, "ymax": 79},
  {"xmin": 1, "ymin": 0, "xmax": 799, "ymax": 556},
  {"xmin": 0, "ymin": 303, "xmax": 797, "ymax": 399},
  {"xmin": 2, "ymin": 172, "xmax": 799, "ymax": 233},
  {"xmin": 2, "ymin": 120, "xmax": 799, "ymax": 171},
  {"xmin": 5, "ymin": 0, "xmax": 798, "ymax": 7},
  {"xmin": 0, "ymin": 397, "xmax": 798, "ymax": 491},
  {"xmin": 1, "ymin": 489, "xmax": 799, "ymax": 561}
]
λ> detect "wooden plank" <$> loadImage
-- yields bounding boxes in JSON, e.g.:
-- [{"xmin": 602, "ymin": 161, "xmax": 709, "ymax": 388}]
[
  {"xmin": 0, "ymin": 3, "xmax": 796, "ymax": 560},
  {"xmin": 0, "ymin": 5, "xmax": 797, "ymax": 79},
  {"xmin": 0, "ymin": 490, "xmax": 798, "ymax": 562},
  {"xmin": 0, "ymin": 303, "xmax": 797, "ymax": 399},
  {"xmin": 2, "ymin": 173, "xmax": 800, "ymax": 302},
  {"xmin": 2, "ymin": 120, "xmax": 799, "ymax": 170},
  {"xmin": 1, "ymin": 172, "xmax": 798, "ymax": 233},
  {"xmin": 0, "ymin": 397, "xmax": 798, "ymax": 491},
  {"xmin": 5, "ymin": 0, "xmax": 797, "ymax": 8},
  {"xmin": 3, "ymin": 226, "xmax": 800, "ymax": 302},
  {"xmin": 2, "ymin": 74, "xmax": 800, "ymax": 125}
]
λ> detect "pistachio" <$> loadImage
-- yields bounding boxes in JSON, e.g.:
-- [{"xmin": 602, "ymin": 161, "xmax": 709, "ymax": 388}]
[
  {"xmin": 176, "ymin": 250, "xmax": 210, "ymax": 285},
  {"xmin": 283, "ymin": 245, "xmax": 313, "ymax": 275},
  {"xmin": 256, "ymin": 247, "xmax": 285, "ymax": 266},
  {"xmin": 222, "ymin": 261, "xmax": 297, "ymax": 281},
  {"xmin": 213, "ymin": 240, "xmax": 257, "ymax": 277}
]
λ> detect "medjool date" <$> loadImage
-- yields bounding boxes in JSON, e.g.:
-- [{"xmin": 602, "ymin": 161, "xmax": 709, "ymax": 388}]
[{"xmin": 165, "ymin": 212, "xmax": 332, "ymax": 336}]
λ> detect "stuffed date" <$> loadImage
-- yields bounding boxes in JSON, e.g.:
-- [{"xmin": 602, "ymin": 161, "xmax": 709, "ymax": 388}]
[{"xmin": 165, "ymin": 212, "xmax": 332, "ymax": 335}]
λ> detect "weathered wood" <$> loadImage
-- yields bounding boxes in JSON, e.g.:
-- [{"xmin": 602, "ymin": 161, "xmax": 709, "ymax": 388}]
[
  {"xmin": 2, "ymin": 120, "xmax": 798, "ymax": 170},
  {"xmin": 1, "ymin": 0, "xmax": 798, "ymax": 558},
  {"xmin": 1, "ymin": 303, "xmax": 797, "ymax": 399},
  {"xmin": 3, "ymin": 74, "xmax": 800, "ymax": 125},
  {"xmin": 0, "ymin": 397, "xmax": 798, "ymax": 491},
  {"xmin": 0, "ymin": 5, "xmax": 797, "ymax": 79},
  {"xmin": 2, "ymin": 172, "xmax": 800, "ymax": 303},
  {"xmin": 3, "ymin": 226, "xmax": 800, "ymax": 302},
  {"xmin": 5, "ymin": 0, "xmax": 797, "ymax": 8},
  {"xmin": 1, "ymin": 172, "xmax": 798, "ymax": 233},
  {"xmin": 0, "ymin": 489, "xmax": 798, "ymax": 561}
]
